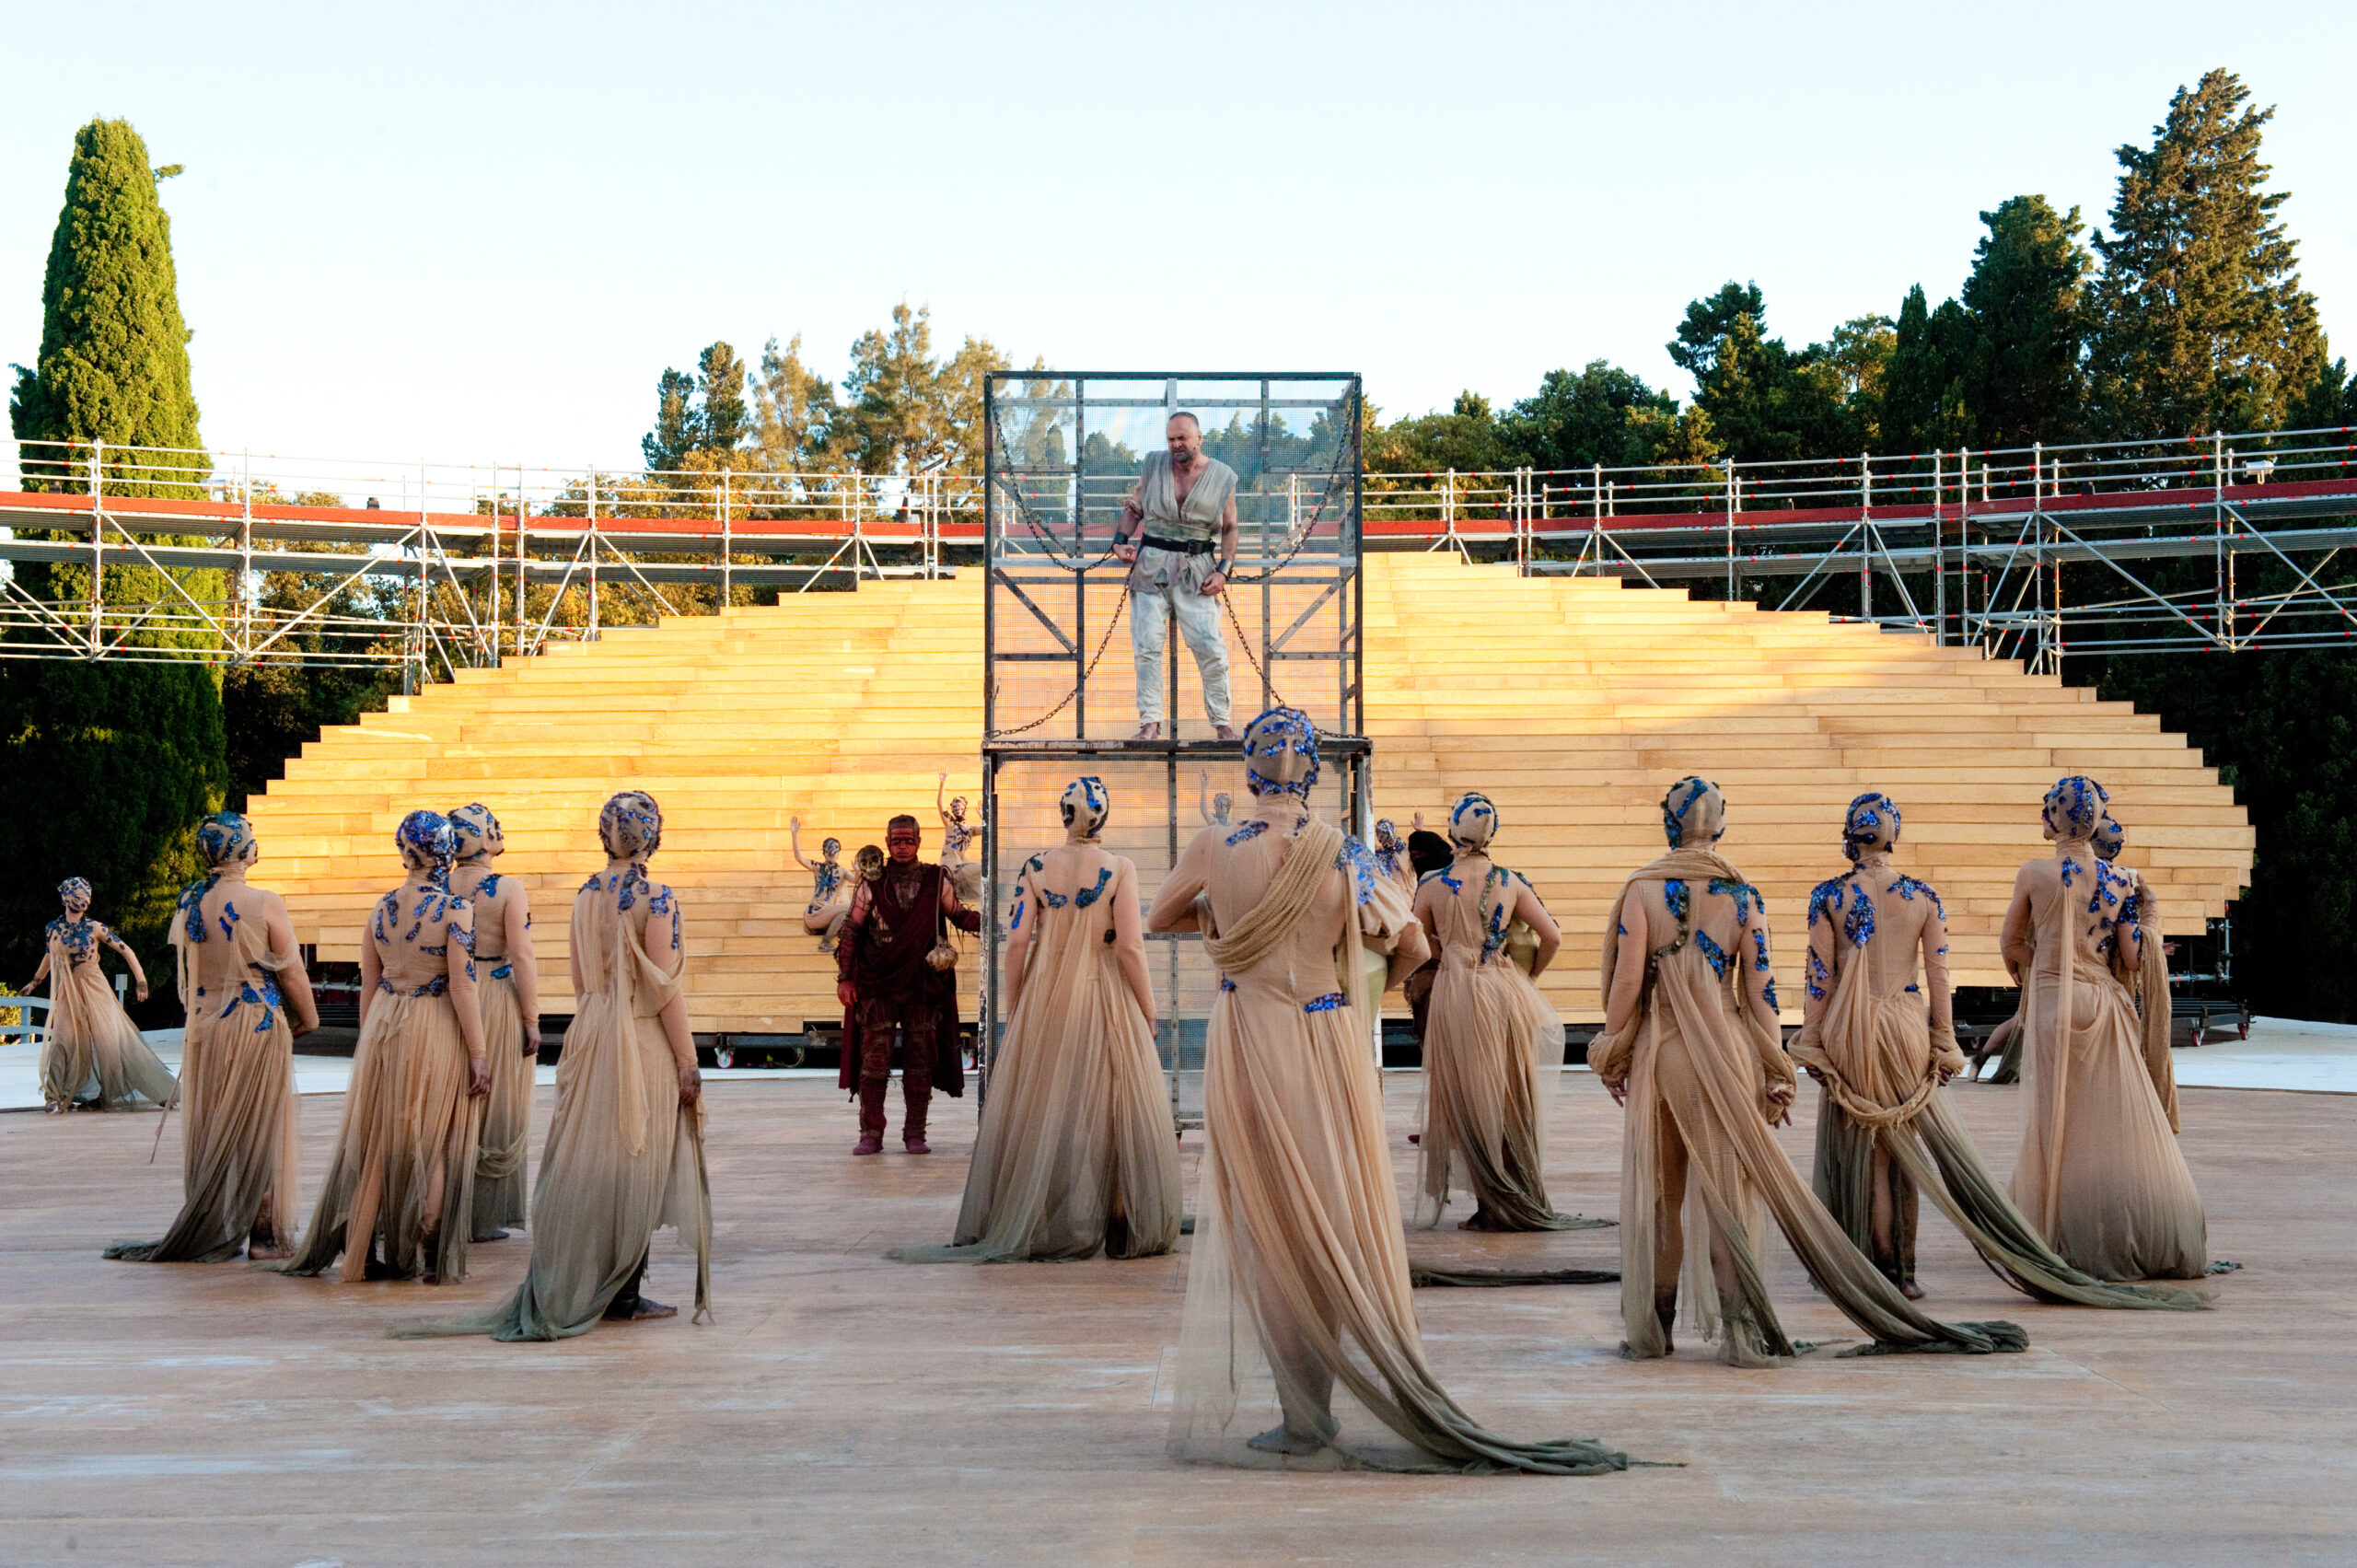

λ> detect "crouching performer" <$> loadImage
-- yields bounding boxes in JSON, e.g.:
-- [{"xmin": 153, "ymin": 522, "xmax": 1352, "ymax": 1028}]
[{"xmin": 1591, "ymin": 777, "xmax": 2026, "ymax": 1365}]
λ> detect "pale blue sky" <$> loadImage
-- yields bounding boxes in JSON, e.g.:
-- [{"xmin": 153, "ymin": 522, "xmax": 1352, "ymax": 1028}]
[{"xmin": 3, "ymin": 0, "xmax": 2351, "ymax": 475}]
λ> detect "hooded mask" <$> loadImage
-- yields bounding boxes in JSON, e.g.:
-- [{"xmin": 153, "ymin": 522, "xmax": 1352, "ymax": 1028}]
[
  {"xmin": 448, "ymin": 802, "xmax": 503, "ymax": 863},
  {"xmin": 599, "ymin": 790, "xmax": 664, "ymax": 862},
  {"xmin": 1061, "ymin": 775, "xmax": 1109, "ymax": 842},
  {"xmin": 1660, "ymin": 776, "xmax": 1725, "ymax": 848},
  {"xmin": 1448, "ymin": 792, "xmax": 1500, "ymax": 854},
  {"xmin": 1842, "ymin": 792, "xmax": 1900, "ymax": 863},
  {"xmin": 1241, "ymin": 706, "xmax": 1319, "ymax": 800}
]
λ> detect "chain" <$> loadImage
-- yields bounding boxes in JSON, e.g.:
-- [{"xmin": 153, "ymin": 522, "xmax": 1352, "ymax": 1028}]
[
  {"xmin": 1222, "ymin": 587, "xmax": 1289, "ymax": 710},
  {"xmin": 986, "ymin": 592, "xmax": 1128, "ymax": 738}
]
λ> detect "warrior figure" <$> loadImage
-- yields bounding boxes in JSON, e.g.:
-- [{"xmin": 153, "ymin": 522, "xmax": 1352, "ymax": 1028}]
[{"xmin": 835, "ymin": 814, "xmax": 980, "ymax": 1156}]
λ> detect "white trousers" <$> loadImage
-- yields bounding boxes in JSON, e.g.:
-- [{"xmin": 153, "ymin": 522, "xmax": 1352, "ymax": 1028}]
[{"xmin": 1131, "ymin": 582, "xmax": 1232, "ymax": 727}]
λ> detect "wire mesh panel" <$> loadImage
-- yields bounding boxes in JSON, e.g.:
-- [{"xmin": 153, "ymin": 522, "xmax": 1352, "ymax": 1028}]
[{"xmin": 980, "ymin": 372, "xmax": 1367, "ymax": 1123}]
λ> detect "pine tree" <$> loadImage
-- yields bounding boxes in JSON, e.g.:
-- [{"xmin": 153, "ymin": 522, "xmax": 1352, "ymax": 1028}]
[
  {"xmin": 2087, "ymin": 69, "xmax": 2327, "ymax": 436},
  {"xmin": 1880, "ymin": 285, "xmax": 1976, "ymax": 455},
  {"xmin": 1961, "ymin": 196, "xmax": 2092, "ymax": 448},
  {"xmin": 1, "ymin": 119, "xmax": 226, "ymax": 1008}
]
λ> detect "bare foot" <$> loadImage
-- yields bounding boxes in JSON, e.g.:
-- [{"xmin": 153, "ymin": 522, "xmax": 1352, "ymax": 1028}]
[
  {"xmin": 1246, "ymin": 1423, "xmax": 1329, "ymax": 1457},
  {"xmin": 610, "ymin": 1296, "xmax": 678, "ymax": 1321},
  {"xmin": 1133, "ymin": 722, "xmax": 1162, "ymax": 742},
  {"xmin": 1900, "ymin": 1280, "xmax": 1926, "ymax": 1300},
  {"xmin": 1213, "ymin": 724, "xmax": 1238, "ymax": 741},
  {"xmin": 247, "ymin": 1242, "xmax": 293, "ymax": 1261}
]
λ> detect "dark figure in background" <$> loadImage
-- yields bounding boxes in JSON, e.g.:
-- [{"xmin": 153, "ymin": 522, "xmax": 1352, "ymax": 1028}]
[
  {"xmin": 836, "ymin": 814, "xmax": 980, "ymax": 1156},
  {"xmin": 1401, "ymin": 828, "xmax": 1454, "ymax": 1052}
]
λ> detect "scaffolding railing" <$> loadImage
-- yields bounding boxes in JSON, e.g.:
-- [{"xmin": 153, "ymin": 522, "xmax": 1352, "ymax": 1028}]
[{"xmin": 5, "ymin": 421, "xmax": 2354, "ymax": 680}]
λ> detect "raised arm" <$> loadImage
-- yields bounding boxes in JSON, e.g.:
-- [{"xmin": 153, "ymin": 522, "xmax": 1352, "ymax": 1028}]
[
  {"xmin": 1511, "ymin": 880, "xmax": 1562, "ymax": 981},
  {"xmin": 445, "ymin": 902, "xmax": 489, "ymax": 1098},
  {"xmin": 505, "ymin": 884, "xmax": 540, "ymax": 1057},
  {"xmin": 99, "ymin": 923, "xmax": 151, "ymax": 1002},
  {"xmin": 1197, "ymin": 772, "xmax": 1212, "ymax": 825},
  {"xmin": 1111, "ymin": 860, "xmax": 1156, "ymax": 1029},
  {"xmin": 789, "ymin": 817, "xmax": 816, "ymax": 874},
  {"xmin": 936, "ymin": 773, "xmax": 950, "ymax": 827}
]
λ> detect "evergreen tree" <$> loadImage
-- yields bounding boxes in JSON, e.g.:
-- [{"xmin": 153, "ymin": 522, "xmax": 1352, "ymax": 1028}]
[
  {"xmin": 1, "ymin": 119, "xmax": 225, "ymax": 1007},
  {"xmin": 1960, "ymin": 195, "xmax": 2092, "ymax": 447},
  {"xmin": 696, "ymin": 341, "xmax": 749, "ymax": 455},
  {"xmin": 2087, "ymin": 69, "xmax": 2327, "ymax": 436},
  {"xmin": 750, "ymin": 333, "xmax": 842, "ymax": 473},
  {"xmin": 642, "ymin": 366, "xmax": 697, "ymax": 472},
  {"xmin": 1496, "ymin": 361, "xmax": 1678, "ymax": 472},
  {"xmin": 836, "ymin": 303, "xmax": 1005, "ymax": 474},
  {"xmin": 1667, "ymin": 282, "xmax": 1855, "ymax": 463},
  {"xmin": 1880, "ymin": 285, "xmax": 1976, "ymax": 454}
]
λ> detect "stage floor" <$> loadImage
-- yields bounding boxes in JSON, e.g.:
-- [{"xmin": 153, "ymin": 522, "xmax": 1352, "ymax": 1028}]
[{"xmin": 2, "ymin": 1074, "xmax": 2350, "ymax": 1566}]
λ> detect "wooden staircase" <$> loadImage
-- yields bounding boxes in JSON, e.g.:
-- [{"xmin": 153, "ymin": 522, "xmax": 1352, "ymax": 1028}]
[{"xmin": 248, "ymin": 556, "xmax": 2249, "ymax": 1029}]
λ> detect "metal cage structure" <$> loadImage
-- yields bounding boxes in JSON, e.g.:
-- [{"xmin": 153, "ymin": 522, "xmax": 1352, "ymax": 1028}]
[{"xmin": 974, "ymin": 373, "xmax": 1371, "ymax": 1126}]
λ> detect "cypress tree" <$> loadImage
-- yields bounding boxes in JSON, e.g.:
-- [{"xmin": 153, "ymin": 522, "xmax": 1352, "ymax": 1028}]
[
  {"xmin": 1961, "ymin": 196, "xmax": 2093, "ymax": 447},
  {"xmin": 2087, "ymin": 70, "xmax": 2327, "ymax": 436},
  {"xmin": 2, "ymin": 119, "xmax": 226, "ymax": 1011}
]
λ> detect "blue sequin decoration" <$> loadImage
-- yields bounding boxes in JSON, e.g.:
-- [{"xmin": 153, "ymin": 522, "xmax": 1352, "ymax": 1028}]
[
  {"xmin": 490, "ymin": 962, "xmax": 513, "ymax": 981},
  {"xmin": 479, "ymin": 873, "xmax": 504, "ymax": 900},
  {"xmin": 1805, "ymin": 947, "xmax": 1831, "ymax": 1001},
  {"xmin": 1225, "ymin": 821, "xmax": 1269, "ymax": 847},
  {"xmin": 1707, "ymin": 877, "xmax": 1758, "ymax": 923},
  {"xmin": 1695, "ymin": 930, "xmax": 1730, "ymax": 981},
  {"xmin": 46, "ymin": 916, "xmax": 99, "ymax": 965},
  {"xmin": 1763, "ymin": 978, "xmax": 1780, "ymax": 1011},
  {"xmin": 1751, "ymin": 928, "xmax": 1771, "ymax": 971},
  {"xmin": 1889, "ymin": 875, "xmax": 1946, "ymax": 920},
  {"xmin": 1338, "ymin": 838, "xmax": 1380, "ymax": 906},
  {"xmin": 1664, "ymin": 879, "xmax": 1689, "ymax": 923},
  {"xmin": 1842, "ymin": 882, "xmax": 1876, "ymax": 948},
  {"xmin": 1302, "ymin": 993, "xmax": 1347, "ymax": 1013},
  {"xmin": 217, "ymin": 901, "xmax": 240, "ymax": 941},
  {"xmin": 1806, "ymin": 877, "xmax": 1844, "ymax": 930},
  {"xmin": 1073, "ymin": 867, "xmax": 1113, "ymax": 909},
  {"xmin": 376, "ymin": 974, "xmax": 449, "ymax": 997}
]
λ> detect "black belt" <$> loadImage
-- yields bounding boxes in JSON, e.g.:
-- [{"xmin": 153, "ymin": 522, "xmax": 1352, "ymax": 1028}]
[{"xmin": 1140, "ymin": 534, "xmax": 1213, "ymax": 555}]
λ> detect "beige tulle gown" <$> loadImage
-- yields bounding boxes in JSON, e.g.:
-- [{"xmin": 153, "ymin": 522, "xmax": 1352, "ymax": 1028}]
[
  {"xmin": 1412, "ymin": 829, "xmax": 1586, "ymax": 1232},
  {"xmin": 283, "ymin": 815, "xmax": 487, "ymax": 1285},
  {"xmin": 1155, "ymin": 712, "xmax": 1630, "ymax": 1474},
  {"xmin": 2003, "ymin": 783, "xmax": 2208, "ymax": 1281},
  {"xmin": 398, "ymin": 793, "xmax": 711, "ymax": 1340},
  {"xmin": 449, "ymin": 818, "xmax": 538, "ymax": 1241},
  {"xmin": 109, "ymin": 823, "xmax": 318, "ymax": 1262},
  {"xmin": 1792, "ymin": 796, "xmax": 2203, "ymax": 1311},
  {"xmin": 1592, "ymin": 777, "xmax": 2025, "ymax": 1365},
  {"xmin": 898, "ymin": 789, "xmax": 1181, "ymax": 1262},
  {"xmin": 35, "ymin": 914, "xmax": 175, "ymax": 1112}
]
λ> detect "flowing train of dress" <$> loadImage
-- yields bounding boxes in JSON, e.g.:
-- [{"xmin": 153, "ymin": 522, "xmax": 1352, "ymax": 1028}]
[
  {"xmin": 1594, "ymin": 849, "xmax": 2026, "ymax": 1365},
  {"xmin": 40, "ymin": 936, "xmax": 175, "ymax": 1110},
  {"xmin": 1166, "ymin": 817, "xmax": 1629, "ymax": 1474},
  {"xmin": 1415, "ymin": 864, "xmax": 1593, "ymax": 1232},
  {"xmin": 2011, "ymin": 861, "xmax": 2207, "ymax": 1282},
  {"xmin": 1792, "ymin": 897, "xmax": 2206, "ymax": 1311},
  {"xmin": 894, "ymin": 854, "xmax": 1180, "ymax": 1263},
  {"xmin": 282, "ymin": 986, "xmax": 481, "ymax": 1283},
  {"xmin": 393, "ymin": 878, "xmax": 709, "ymax": 1340},
  {"xmin": 106, "ymin": 912, "xmax": 300, "ymax": 1262},
  {"xmin": 470, "ymin": 966, "xmax": 533, "ymax": 1237}
]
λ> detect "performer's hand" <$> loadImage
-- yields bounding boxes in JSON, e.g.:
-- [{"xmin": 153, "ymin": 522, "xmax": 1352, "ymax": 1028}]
[
  {"xmin": 1805, "ymin": 1066, "xmax": 1826, "ymax": 1084},
  {"xmin": 837, "ymin": 980, "xmax": 855, "ymax": 1009},
  {"xmin": 1114, "ymin": 542, "xmax": 1138, "ymax": 563},
  {"xmin": 1202, "ymin": 571, "xmax": 1227, "ymax": 596},
  {"xmin": 468, "ymin": 1057, "xmax": 493, "ymax": 1098},
  {"xmin": 1602, "ymin": 1074, "xmax": 1628, "ymax": 1107},
  {"xmin": 521, "ymin": 1024, "xmax": 540, "ymax": 1059},
  {"xmin": 1766, "ymin": 1083, "xmax": 1794, "ymax": 1126},
  {"xmin": 291, "ymin": 1016, "xmax": 317, "ymax": 1040},
  {"xmin": 134, "ymin": 981, "xmax": 149, "ymax": 1003},
  {"xmin": 678, "ymin": 1063, "xmax": 703, "ymax": 1108}
]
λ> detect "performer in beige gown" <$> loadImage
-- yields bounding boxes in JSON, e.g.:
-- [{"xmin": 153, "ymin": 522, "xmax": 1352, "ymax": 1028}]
[
  {"xmin": 1793, "ymin": 794, "xmax": 2203, "ymax": 1310},
  {"xmin": 894, "ymin": 777, "xmax": 1182, "ymax": 1263},
  {"xmin": 448, "ymin": 804, "xmax": 540, "ymax": 1242},
  {"xmin": 1592, "ymin": 777, "xmax": 2026, "ymax": 1365},
  {"xmin": 2002, "ymin": 778, "xmax": 2210, "ymax": 1282},
  {"xmin": 1411, "ymin": 793, "xmax": 1585, "ymax": 1232},
  {"xmin": 396, "ymin": 791, "xmax": 710, "ymax": 1339},
  {"xmin": 1155, "ymin": 707, "xmax": 1629, "ymax": 1474},
  {"xmin": 2092, "ymin": 814, "xmax": 2181, "ymax": 1129},
  {"xmin": 106, "ymin": 815, "xmax": 319, "ymax": 1262},
  {"xmin": 28, "ymin": 877, "xmax": 175, "ymax": 1112},
  {"xmin": 282, "ymin": 810, "xmax": 490, "ymax": 1285}
]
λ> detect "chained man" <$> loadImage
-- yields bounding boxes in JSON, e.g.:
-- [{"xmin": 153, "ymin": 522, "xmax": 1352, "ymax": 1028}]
[{"xmin": 1114, "ymin": 412, "xmax": 1240, "ymax": 742}]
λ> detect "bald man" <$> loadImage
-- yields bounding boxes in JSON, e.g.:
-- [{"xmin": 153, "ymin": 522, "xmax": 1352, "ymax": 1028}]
[{"xmin": 1114, "ymin": 412, "xmax": 1240, "ymax": 741}]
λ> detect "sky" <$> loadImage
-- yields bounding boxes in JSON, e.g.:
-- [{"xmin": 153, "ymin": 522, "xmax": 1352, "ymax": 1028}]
[{"xmin": 2, "ymin": 0, "xmax": 2352, "ymax": 480}]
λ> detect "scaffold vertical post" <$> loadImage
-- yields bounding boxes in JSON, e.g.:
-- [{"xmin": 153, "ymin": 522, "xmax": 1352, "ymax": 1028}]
[
  {"xmin": 87, "ymin": 439, "xmax": 102, "ymax": 652},
  {"xmin": 586, "ymin": 474, "xmax": 600, "ymax": 641},
  {"xmin": 1724, "ymin": 460, "xmax": 1736, "ymax": 598},
  {"xmin": 1932, "ymin": 449, "xmax": 1945, "ymax": 646},
  {"xmin": 721, "ymin": 468, "xmax": 733, "ymax": 607},
  {"xmin": 2213, "ymin": 430, "xmax": 2230, "ymax": 650},
  {"xmin": 486, "ymin": 462, "xmax": 502, "ymax": 666},
  {"xmin": 515, "ymin": 490, "xmax": 529, "ymax": 659},
  {"xmin": 1859, "ymin": 452, "xmax": 1873, "ymax": 621},
  {"xmin": 238, "ymin": 449, "xmax": 254, "ymax": 657}
]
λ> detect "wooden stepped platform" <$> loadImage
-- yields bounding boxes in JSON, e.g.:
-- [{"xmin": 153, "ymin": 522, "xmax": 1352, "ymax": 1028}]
[{"xmin": 247, "ymin": 558, "xmax": 2250, "ymax": 1030}]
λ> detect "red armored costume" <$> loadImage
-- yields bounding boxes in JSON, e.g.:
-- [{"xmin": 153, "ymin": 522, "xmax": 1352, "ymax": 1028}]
[{"xmin": 836, "ymin": 815, "xmax": 978, "ymax": 1155}]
